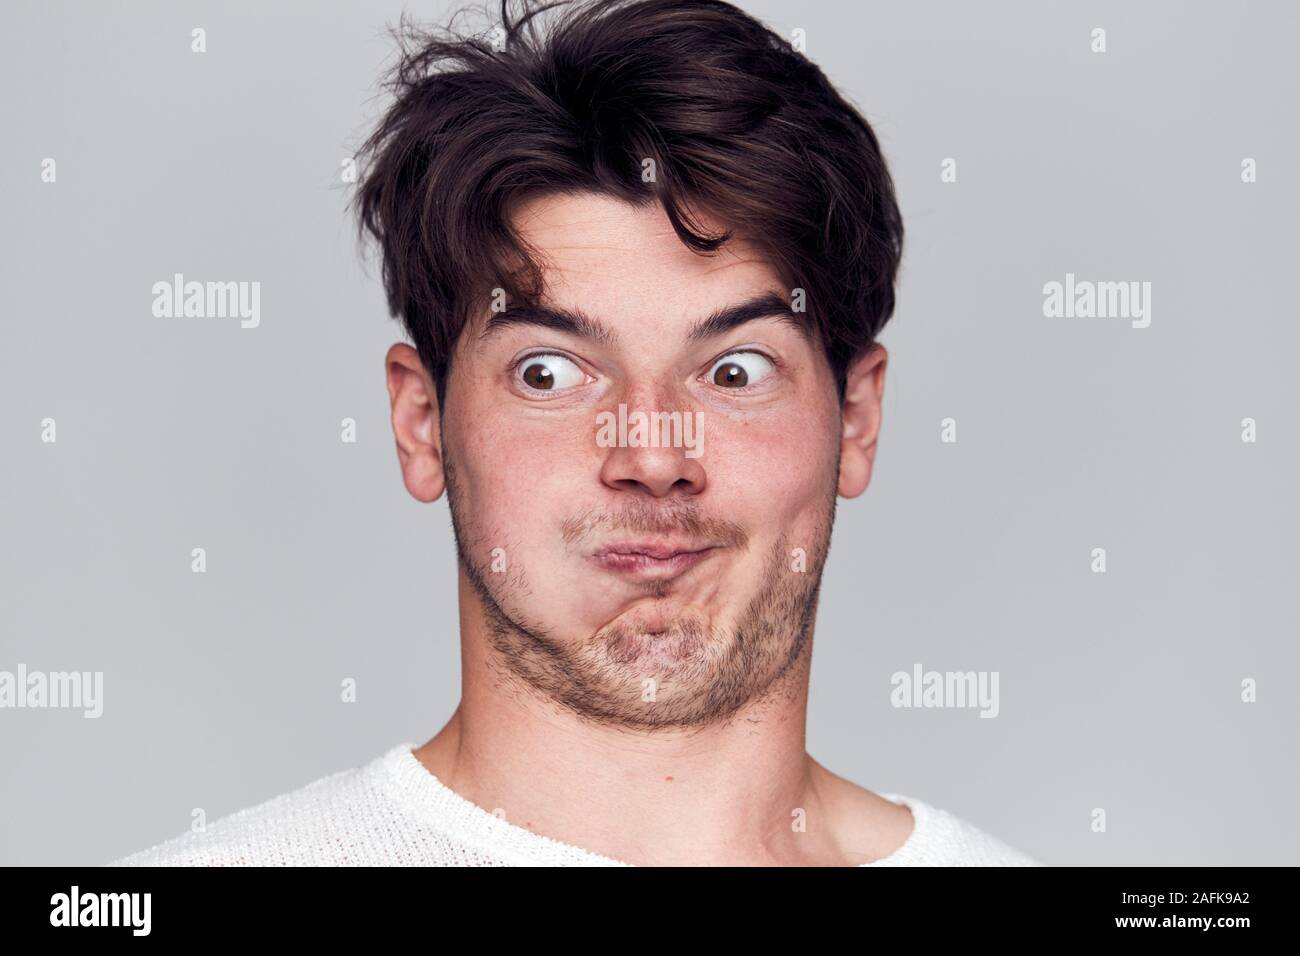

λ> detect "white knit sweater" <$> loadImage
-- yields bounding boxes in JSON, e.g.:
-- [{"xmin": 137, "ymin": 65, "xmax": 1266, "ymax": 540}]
[{"xmin": 108, "ymin": 742, "xmax": 1040, "ymax": 866}]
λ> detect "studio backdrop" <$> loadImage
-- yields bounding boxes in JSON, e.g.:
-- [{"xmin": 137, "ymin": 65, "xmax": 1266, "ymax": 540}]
[{"xmin": 1, "ymin": 0, "xmax": 1296, "ymax": 866}]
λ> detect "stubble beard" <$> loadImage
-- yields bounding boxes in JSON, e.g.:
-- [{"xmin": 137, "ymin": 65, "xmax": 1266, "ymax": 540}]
[{"xmin": 443, "ymin": 448, "xmax": 838, "ymax": 732}]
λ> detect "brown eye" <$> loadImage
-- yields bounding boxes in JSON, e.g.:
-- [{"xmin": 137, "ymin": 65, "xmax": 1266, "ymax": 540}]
[
  {"xmin": 713, "ymin": 362, "xmax": 747, "ymax": 387},
  {"xmin": 522, "ymin": 363, "xmax": 554, "ymax": 389},
  {"xmin": 516, "ymin": 353, "xmax": 585, "ymax": 392},
  {"xmin": 708, "ymin": 351, "xmax": 774, "ymax": 388}
]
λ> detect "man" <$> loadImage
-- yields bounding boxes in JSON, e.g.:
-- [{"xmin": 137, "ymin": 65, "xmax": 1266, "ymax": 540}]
[{"xmin": 112, "ymin": 0, "xmax": 1038, "ymax": 866}]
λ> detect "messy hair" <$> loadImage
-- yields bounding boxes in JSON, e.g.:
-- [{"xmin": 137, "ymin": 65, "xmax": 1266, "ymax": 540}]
[{"xmin": 352, "ymin": 0, "xmax": 903, "ymax": 407}]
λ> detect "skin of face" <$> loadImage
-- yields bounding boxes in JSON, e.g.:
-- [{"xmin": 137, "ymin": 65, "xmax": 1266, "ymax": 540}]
[
  {"xmin": 384, "ymin": 190, "xmax": 898, "ymax": 864},
  {"xmin": 395, "ymin": 191, "xmax": 884, "ymax": 727}
]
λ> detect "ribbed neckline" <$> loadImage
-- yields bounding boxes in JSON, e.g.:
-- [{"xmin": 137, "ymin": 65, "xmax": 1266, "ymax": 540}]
[{"xmin": 379, "ymin": 741, "xmax": 928, "ymax": 867}]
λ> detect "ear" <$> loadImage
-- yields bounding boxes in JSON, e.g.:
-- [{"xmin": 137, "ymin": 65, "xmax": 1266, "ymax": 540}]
[
  {"xmin": 837, "ymin": 344, "xmax": 888, "ymax": 499},
  {"xmin": 385, "ymin": 343, "xmax": 446, "ymax": 503}
]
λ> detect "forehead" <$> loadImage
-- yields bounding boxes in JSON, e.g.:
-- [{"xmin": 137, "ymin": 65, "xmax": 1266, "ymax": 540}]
[{"xmin": 509, "ymin": 191, "xmax": 786, "ymax": 320}]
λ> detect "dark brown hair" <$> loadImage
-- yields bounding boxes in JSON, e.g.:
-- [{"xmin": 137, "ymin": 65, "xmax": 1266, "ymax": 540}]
[{"xmin": 352, "ymin": 0, "xmax": 903, "ymax": 407}]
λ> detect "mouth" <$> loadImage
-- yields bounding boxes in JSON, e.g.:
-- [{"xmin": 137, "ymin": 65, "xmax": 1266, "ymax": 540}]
[{"xmin": 590, "ymin": 540, "xmax": 721, "ymax": 579}]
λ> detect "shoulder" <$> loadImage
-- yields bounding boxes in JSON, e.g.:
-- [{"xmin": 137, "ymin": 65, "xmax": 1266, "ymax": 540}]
[
  {"xmin": 870, "ymin": 793, "xmax": 1042, "ymax": 866},
  {"xmin": 105, "ymin": 746, "xmax": 407, "ymax": 866}
]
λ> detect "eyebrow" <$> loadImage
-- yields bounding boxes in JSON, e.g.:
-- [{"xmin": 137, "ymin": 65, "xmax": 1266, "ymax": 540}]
[{"xmin": 477, "ymin": 291, "xmax": 811, "ymax": 347}]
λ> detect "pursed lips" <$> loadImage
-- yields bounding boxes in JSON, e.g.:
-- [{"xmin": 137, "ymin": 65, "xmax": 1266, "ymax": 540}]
[{"xmin": 590, "ymin": 541, "xmax": 720, "ymax": 578}]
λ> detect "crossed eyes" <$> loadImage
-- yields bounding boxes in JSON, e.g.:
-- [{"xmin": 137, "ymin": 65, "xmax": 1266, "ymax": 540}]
[{"xmin": 516, "ymin": 349, "xmax": 776, "ymax": 393}]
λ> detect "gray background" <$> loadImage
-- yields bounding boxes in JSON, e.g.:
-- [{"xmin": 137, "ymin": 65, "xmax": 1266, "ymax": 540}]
[{"xmin": 2, "ymin": 0, "xmax": 1296, "ymax": 866}]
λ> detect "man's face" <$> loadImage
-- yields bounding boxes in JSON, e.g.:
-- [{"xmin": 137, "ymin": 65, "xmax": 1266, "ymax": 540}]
[{"xmin": 438, "ymin": 192, "xmax": 847, "ymax": 730}]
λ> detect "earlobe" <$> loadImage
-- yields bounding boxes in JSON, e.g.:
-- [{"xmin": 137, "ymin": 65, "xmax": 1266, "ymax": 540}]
[
  {"xmin": 385, "ymin": 343, "xmax": 447, "ymax": 503},
  {"xmin": 836, "ymin": 344, "xmax": 887, "ymax": 499}
]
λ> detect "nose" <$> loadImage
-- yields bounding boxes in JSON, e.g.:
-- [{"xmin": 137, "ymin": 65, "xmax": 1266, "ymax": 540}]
[{"xmin": 597, "ymin": 401, "xmax": 707, "ymax": 499}]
